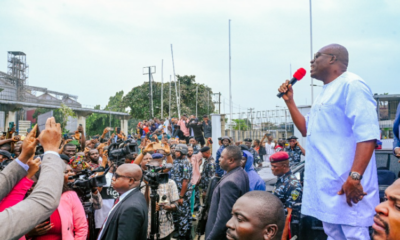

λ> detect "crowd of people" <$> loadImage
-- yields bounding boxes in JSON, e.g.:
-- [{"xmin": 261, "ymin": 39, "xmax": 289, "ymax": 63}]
[{"xmin": 0, "ymin": 43, "xmax": 400, "ymax": 240}]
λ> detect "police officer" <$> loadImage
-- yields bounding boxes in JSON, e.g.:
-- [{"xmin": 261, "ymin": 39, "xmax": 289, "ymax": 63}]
[
  {"xmin": 270, "ymin": 151, "xmax": 302, "ymax": 240},
  {"xmin": 198, "ymin": 146, "xmax": 215, "ymax": 201},
  {"xmin": 284, "ymin": 135, "xmax": 305, "ymax": 167},
  {"xmin": 170, "ymin": 144, "xmax": 193, "ymax": 240},
  {"xmin": 243, "ymin": 138, "xmax": 262, "ymax": 167}
]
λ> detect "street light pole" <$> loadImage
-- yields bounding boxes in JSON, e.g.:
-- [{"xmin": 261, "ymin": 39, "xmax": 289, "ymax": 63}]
[
  {"xmin": 161, "ymin": 59, "xmax": 164, "ymax": 119},
  {"xmin": 143, "ymin": 66, "xmax": 156, "ymax": 119},
  {"xmin": 229, "ymin": 19, "xmax": 233, "ymax": 138}
]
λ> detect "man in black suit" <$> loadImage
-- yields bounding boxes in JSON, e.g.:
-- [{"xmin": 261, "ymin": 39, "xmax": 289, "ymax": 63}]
[
  {"xmin": 205, "ymin": 146, "xmax": 249, "ymax": 240},
  {"xmin": 97, "ymin": 163, "xmax": 148, "ymax": 240}
]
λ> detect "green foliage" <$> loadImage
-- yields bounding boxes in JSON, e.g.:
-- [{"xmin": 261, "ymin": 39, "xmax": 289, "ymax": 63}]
[
  {"xmin": 85, "ymin": 91, "xmax": 127, "ymax": 137},
  {"xmin": 59, "ymin": 103, "xmax": 76, "ymax": 131},
  {"xmin": 232, "ymin": 119, "xmax": 251, "ymax": 131},
  {"xmin": 32, "ymin": 104, "xmax": 76, "ymax": 133},
  {"xmin": 123, "ymin": 75, "xmax": 214, "ymax": 120}
]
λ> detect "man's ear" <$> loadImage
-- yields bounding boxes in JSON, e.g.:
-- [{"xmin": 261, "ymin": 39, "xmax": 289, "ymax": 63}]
[{"xmin": 263, "ymin": 224, "xmax": 278, "ymax": 240}]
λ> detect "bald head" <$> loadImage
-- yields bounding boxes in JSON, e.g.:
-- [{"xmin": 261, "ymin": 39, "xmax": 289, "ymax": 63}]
[
  {"xmin": 320, "ymin": 43, "xmax": 349, "ymax": 69},
  {"xmin": 311, "ymin": 43, "xmax": 349, "ymax": 83},
  {"xmin": 241, "ymin": 191, "xmax": 285, "ymax": 229},
  {"xmin": 226, "ymin": 191, "xmax": 285, "ymax": 240},
  {"xmin": 118, "ymin": 163, "xmax": 142, "ymax": 180}
]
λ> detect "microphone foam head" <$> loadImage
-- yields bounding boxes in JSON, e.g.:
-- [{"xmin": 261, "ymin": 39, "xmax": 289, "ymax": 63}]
[{"xmin": 293, "ymin": 68, "xmax": 307, "ymax": 80}]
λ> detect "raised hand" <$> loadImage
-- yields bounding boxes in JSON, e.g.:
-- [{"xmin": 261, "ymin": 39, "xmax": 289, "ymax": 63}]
[
  {"xmin": 278, "ymin": 80, "xmax": 294, "ymax": 102},
  {"xmin": 162, "ymin": 140, "xmax": 170, "ymax": 155},
  {"xmin": 27, "ymin": 157, "xmax": 41, "ymax": 179},
  {"xmin": 38, "ymin": 117, "xmax": 61, "ymax": 153},
  {"xmin": 19, "ymin": 125, "xmax": 39, "ymax": 163},
  {"xmin": 143, "ymin": 142, "xmax": 155, "ymax": 154}
]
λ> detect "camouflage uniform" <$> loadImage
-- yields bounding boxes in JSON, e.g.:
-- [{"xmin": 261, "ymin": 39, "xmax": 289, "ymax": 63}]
[
  {"xmin": 272, "ymin": 170, "xmax": 302, "ymax": 215},
  {"xmin": 199, "ymin": 156, "xmax": 216, "ymax": 192},
  {"xmin": 170, "ymin": 157, "xmax": 193, "ymax": 240},
  {"xmin": 285, "ymin": 146, "xmax": 303, "ymax": 167},
  {"xmin": 248, "ymin": 148, "xmax": 262, "ymax": 167}
]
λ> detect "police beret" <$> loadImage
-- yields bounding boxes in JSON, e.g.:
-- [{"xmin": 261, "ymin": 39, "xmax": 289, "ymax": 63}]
[
  {"xmin": 152, "ymin": 153, "xmax": 163, "ymax": 159},
  {"xmin": 0, "ymin": 150, "xmax": 11, "ymax": 159},
  {"xmin": 243, "ymin": 138, "xmax": 252, "ymax": 142},
  {"xmin": 200, "ymin": 146, "xmax": 210, "ymax": 153},
  {"xmin": 270, "ymin": 151, "xmax": 289, "ymax": 162},
  {"xmin": 287, "ymin": 135, "xmax": 298, "ymax": 140}
]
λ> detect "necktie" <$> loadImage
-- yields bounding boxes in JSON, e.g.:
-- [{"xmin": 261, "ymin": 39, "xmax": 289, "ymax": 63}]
[{"xmin": 97, "ymin": 197, "xmax": 120, "ymax": 239}]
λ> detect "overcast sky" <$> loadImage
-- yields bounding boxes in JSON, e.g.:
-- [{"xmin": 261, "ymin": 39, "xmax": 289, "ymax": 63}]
[{"xmin": 0, "ymin": 0, "xmax": 398, "ymax": 117}]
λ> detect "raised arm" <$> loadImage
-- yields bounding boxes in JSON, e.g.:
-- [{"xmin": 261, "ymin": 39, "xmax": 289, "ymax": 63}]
[
  {"xmin": 0, "ymin": 118, "xmax": 64, "ymax": 240},
  {"xmin": 278, "ymin": 81, "xmax": 307, "ymax": 137}
]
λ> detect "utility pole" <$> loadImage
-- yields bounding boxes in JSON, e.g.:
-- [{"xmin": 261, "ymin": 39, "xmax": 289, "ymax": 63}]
[
  {"xmin": 219, "ymin": 92, "xmax": 221, "ymax": 114},
  {"xmin": 171, "ymin": 44, "xmax": 181, "ymax": 118},
  {"xmin": 207, "ymin": 91, "xmax": 210, "ymax": 115},
  {"xmin": 161, "ymin": 59, "xmax": 164, "ymax": 119},
  {"xmin": 212, "ymin": 92, "xmax": 221, "ymax": 114},
  {"xmin": 196, "ymin": 86, "xmax": 198, "ymax": 117},
  {"xmin": 143, "ymin": 66, "xmax": 156, "ymax": 119},
  {"xmin": 169, "ymin": 75, "xmax": 171, "ymax": 118},
  {"xmin": 229, "ymin": 19, "xmax": 233, "ymax": 138},
  {"xmin": 249, "ymin": 108, "xmax": 254, "ymax": 138}
]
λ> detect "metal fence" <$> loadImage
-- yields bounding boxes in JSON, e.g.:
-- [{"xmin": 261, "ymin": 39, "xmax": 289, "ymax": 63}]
[{"xmin": 220, "ymin": 108, "xmax": 294, "ymax": 142}]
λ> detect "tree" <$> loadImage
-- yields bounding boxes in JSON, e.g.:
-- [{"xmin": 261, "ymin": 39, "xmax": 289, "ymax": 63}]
[
  {"xmin": 85, "ymin": 91, "xmax": 127, "ymax": 137},
  {"xmin": 32, "ymin": 104, "xmax": 76, "ymax": 133},
  {"xmin": 123, "ymin": 75, "xmax": 214, "ymax": 120},
  {"xmin": 59, "ymin": 103, "xmax": 76, "ymax": 132},
  {"xmin": 232, "ymin": 119, "xmax": 251, "ymax": 131}
]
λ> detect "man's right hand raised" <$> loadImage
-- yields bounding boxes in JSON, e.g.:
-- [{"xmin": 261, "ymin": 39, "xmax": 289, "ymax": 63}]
[
  {"xmin": 19, "ymin": 125, "xmax": 39, "ymax": 163},
  {"xmin": 38, "ymin": 117, "xmax": 61, "ymax": 153},
  {"xmin": 278, "ymin": 80, "xmax": 294, "ymax": 102}
]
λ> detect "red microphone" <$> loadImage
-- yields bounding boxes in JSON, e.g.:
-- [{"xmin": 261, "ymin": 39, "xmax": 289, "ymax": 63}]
[{"xmin": 277, "ymin": 68, "xmax": 306, "ymax": 98}]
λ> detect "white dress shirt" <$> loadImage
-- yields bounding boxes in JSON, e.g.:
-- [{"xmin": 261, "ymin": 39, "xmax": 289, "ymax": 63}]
[{"xmin": 301, "ymin": 72, "xmax": 380, "ymax": 227}]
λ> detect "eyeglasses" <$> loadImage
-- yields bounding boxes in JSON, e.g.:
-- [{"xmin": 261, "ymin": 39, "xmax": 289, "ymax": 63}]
[
  {"xmin": 113, "ymin": 172, "xmax": 134, "ymax": 180},
  {"xmin": 313, "ymin": 52, "xmax": 336, "ymax": 60}
]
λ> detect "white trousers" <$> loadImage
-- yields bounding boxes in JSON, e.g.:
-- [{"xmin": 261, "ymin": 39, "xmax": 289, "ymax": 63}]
[{"xmin": 323, "ymin": 222, "xmax": 370, "ymax": 240}]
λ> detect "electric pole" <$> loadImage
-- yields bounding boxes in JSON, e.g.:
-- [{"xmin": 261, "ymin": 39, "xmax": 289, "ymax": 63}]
[{"xmin": 143, "ymin": 66, "xmax": 156, "ymax": 119}]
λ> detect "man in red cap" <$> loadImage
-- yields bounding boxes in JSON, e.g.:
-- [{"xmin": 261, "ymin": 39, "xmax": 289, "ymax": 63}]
[{"xmin": 270, "ymin": 151, "xmax": 302, "ymax": 240}]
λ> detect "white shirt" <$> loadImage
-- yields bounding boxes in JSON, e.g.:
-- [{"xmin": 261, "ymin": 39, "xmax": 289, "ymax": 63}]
[
  {"xmin": 264, "ymin": 142, "xmax": 275, "ymax": 156},
  {"xmin": 163, "ymin": 120, "xmax": 171, "ymax": 135},
  {"xmin": 97, "ymin": 187, "xmax": 136, "ymax": 239},
  {"xmin": 302, "ymin": 72, "xmax": 380, "ymax": 227},
  {"xmin": 95, "ymin": 172, "xmax": 116, "ymax": 228}
]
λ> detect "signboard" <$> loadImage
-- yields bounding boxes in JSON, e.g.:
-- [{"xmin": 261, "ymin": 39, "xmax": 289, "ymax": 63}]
[{"xmin": 37, "ymin": 111, "xmax": 53, "ymax": 132}]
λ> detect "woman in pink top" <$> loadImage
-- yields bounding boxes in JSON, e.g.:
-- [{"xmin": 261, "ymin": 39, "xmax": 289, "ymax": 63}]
[
  {"xmin": 25, "ymin": 164, "xmax": 88, "ymax": 240},
  {"xmin": 0, "ymin": 158, "xmax": 41, "ymax": 240}
]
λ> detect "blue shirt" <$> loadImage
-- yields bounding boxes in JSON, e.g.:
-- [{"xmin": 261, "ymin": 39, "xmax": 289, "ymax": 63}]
[
  {"xmin": 15, "ymin": 151, "xmax": 60, "ymax": 171},
  {"xmin": 302, "ymin": 72, "xmax": 380, "ymax": 227}
]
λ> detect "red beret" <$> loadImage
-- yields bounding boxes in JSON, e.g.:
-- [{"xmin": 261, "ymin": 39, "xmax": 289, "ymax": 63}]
[{"xmin": 270, "ymin": 151, "xmax": 289, "ymax": 162}]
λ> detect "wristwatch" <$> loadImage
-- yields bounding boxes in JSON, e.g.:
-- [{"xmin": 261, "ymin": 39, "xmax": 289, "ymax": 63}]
[
  {"xmin": 349, "ymin": 172, "xmax": 363, "ymax": 180},
  {"xmin": 179, "ymin": 195, "xmax": 184, "ymax": 199}
]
